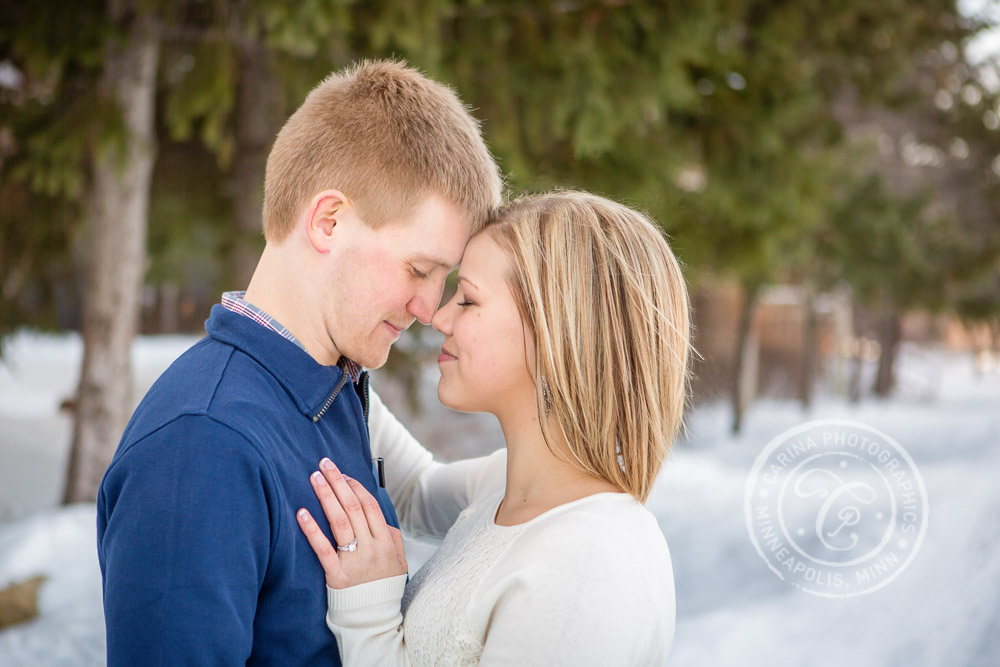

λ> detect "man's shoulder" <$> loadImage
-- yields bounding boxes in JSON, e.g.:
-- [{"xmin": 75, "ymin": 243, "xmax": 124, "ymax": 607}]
[
  {"xmin": 140, "ymin": 334, "xmax": 294, "ymax": 411},
  {"xmin": 128, "ymin": 336, "xmax": 232, "ymax": 424},
  {"xmin": 120, "ymin": 336, "xmax": 293, "ymax": 451}
]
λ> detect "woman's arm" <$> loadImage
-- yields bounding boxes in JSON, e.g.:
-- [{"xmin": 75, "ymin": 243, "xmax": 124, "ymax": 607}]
[{"xmin": 368, "ymin": 387, "xmax": 505, "ymax": 539}]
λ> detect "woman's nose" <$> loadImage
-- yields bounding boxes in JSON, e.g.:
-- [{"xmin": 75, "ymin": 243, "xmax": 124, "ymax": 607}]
[{"xmin": 431, "ymin": 299, "xmax": 454, "ymax": 335}]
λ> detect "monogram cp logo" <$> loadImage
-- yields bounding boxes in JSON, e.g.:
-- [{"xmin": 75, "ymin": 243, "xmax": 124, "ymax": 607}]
[{"xmin": 745, "ymin": 420, "xmax": 928, "ymax": 597}]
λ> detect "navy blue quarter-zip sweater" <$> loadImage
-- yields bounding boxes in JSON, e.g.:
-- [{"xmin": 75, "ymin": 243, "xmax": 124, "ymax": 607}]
[{"xmin": 97, "ymin": 305, "xmax": 398, "ymax": 666}]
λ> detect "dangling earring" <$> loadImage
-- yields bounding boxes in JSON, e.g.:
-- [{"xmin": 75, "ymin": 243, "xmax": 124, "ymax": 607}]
[{"xmin": 541, "ymin": 378, "xmax": 553, "ymax": 416}]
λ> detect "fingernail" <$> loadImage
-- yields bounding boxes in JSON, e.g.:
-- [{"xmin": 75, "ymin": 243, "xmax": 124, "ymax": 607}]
[
  {"xmin": 320, "ymin": 458, "xmax": 335, "ymax": 471},
  {"xmin": 297, "ymin": 509, "xmax": 309, "ymax": 520},
  {"xmin": 342, "ymin": 474, "xmax": 352, "ymax": 482},
  {"xmin": 312, "ymin": 471, "xmax": 327, "ymax": 485}
]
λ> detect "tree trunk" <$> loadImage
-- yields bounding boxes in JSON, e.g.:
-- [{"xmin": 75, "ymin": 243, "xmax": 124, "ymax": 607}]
[
  {"xmin": 798, "ymin": 285, "xmax": 817, "ymax": 410},
  {"xmin": 731, "ymin": 282, "xmax": 760, "ymax": 435},
  {"xmin": 873, "ymin": 295, "xmax": 902, "ymax": 398},
  {"xmin": 848, "ymin": 298, "xmax": 866, "ymax": 403},
  {"xmin": 229, "ymin": 40, "xmax": 278, "ymax": 289},
  {"xmin": 63, "ymin": 9, "xmax": 160, "ymax": 504}
]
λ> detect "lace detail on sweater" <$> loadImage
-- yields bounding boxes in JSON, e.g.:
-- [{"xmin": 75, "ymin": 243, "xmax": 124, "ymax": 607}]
[{"xmin": 400, "ymin": 491, "xmax": 519, "ymax": 666}]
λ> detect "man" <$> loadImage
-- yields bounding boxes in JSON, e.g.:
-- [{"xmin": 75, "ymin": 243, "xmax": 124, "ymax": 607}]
[{"xmin": 97, "ymin": 60, "xmax": 502, "ymax": 665}]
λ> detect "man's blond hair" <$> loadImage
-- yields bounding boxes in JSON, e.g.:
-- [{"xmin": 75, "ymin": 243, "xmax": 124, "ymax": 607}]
[
  {"xmin": 488, "ymin": 192, "xmax": 691, "ymax": 503},
  {"xmin": 263, "ymin": 60, "xmax": 502, "ymax": 241}
]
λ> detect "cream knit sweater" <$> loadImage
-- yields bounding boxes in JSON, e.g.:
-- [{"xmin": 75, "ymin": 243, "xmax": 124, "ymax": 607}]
[{"xmin": 324, "ymin": 389, "xmax": 676, "ymax": 666}]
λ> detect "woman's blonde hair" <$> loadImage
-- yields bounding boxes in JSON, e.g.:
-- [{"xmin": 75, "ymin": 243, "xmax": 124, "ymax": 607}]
[{"xmin": 488, "ymin": 191, "xmax": 691, "ymax": 502}]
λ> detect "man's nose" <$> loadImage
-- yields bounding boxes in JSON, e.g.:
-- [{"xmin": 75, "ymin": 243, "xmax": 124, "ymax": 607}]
[
  {"xmin": 409, "ymin": 280, "xmax": 448, "ymax": 325},
  {"xmin": 406, "ymin": 298, "xmax": 433, "ymax": 325},
  {"xmin": 407, "ymin": 291, "xmax": 438, "ymax": 326}
]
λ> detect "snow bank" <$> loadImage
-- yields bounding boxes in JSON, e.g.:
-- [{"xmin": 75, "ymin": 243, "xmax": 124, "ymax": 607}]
[{"xmin": 0, "ymin": 505, "xmax": 104, "ymax": 666}]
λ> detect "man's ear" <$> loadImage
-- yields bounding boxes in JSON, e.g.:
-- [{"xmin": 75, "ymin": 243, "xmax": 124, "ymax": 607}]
[{"xmin": 304, "ymin": 189, "xmax": 352, "ymax": 254}]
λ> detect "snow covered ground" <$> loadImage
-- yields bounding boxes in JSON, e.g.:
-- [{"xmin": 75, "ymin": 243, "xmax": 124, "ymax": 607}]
[{"xmin": 0, "ymin": 332, "xmax": 998, "ymax": 666}]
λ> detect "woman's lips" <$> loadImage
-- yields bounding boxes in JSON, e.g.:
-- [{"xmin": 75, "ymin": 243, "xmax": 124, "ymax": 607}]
[{"xmin": 438, "ymin": 347, "xmax": 457, "ymax": 363}]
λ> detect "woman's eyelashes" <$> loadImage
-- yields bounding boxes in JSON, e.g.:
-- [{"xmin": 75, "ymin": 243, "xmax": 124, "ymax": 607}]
[{"xmin": 410, "ymin": 266, "xmax": 429, "ymax": 280}]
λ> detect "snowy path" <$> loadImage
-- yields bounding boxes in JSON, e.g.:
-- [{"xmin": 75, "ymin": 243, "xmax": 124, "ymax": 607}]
[
  {"xmin": 656, "ymin": 348, "xmax": 1000, "ymax": 667},
  {"xmin": 1, "ymin": 334, "xmax": 998, "ymax": 666}
]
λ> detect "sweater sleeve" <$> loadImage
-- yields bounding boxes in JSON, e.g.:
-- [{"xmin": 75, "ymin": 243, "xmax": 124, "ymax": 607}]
[
  {"xmin": 474, "ymin": 512, "xmax": 675, "ymax": 666},
  {"xmin": 97, "ymin": 416, "xmax": 274, "ymax": 667},
  {"xmin": 367, "ymin": 388, "xmax": 506, "ymax": 539},
  {"xmin": 324, "ymin": 574, "xmax": 411, "ymax": 666}
]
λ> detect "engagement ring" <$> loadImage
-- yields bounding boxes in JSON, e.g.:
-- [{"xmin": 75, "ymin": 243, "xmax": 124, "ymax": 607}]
[{"xmin": 336, "ymin": 538, "xmax": 358, "ymax": 553}]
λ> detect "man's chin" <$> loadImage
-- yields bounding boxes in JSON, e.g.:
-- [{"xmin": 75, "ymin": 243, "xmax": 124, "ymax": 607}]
[{"xmin": 350, "ymin": 346, "xmax": 391, "ymax": 371}]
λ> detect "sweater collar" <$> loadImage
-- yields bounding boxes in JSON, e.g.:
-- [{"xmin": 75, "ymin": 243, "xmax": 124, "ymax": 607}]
[{"xmin": 205, "ymin": 304, "xmax": 348, "ymax": 419}]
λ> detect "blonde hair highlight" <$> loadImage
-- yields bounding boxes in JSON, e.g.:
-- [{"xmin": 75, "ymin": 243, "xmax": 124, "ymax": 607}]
[
  {"xmin": 263, "ymin": 60, "xmax": 502, "ymax": 241},
  {"xmin": 488, "ymin": 192, "xmax": 691, "ymax": 502}
]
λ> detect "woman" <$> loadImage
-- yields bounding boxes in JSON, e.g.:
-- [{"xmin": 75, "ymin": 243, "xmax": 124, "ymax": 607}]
[{"xmin": 296, "ymin": 191, "xmax": 691, "ymax": 665}]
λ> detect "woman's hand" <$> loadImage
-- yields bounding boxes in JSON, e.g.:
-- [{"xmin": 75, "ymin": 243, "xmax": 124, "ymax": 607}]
[{"xmin": 297, "ymin": 457, "xmax": 408, "ymax": 590}]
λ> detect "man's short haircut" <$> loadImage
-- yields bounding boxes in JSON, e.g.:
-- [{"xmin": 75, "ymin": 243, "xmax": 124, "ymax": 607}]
[{"xmin": 262, "ymin": 60, "xmax": 503, "ymax": 242}]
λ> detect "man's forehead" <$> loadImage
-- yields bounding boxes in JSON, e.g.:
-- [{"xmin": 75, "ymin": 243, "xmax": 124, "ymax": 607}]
[{"xmin": 397, "ymin": 194, "xmax": 473, "ymax": 268}]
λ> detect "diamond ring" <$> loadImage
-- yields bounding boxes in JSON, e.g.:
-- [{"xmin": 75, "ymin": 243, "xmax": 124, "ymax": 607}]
[{"xmin": 336, "ymin": 538, "xmax": 358, "ymax": 553}]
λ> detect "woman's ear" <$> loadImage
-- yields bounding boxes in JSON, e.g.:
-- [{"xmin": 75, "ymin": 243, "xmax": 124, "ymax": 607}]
[{"xmin": 304, "ymin": 189, "xmax": 351, "ymax": 254}]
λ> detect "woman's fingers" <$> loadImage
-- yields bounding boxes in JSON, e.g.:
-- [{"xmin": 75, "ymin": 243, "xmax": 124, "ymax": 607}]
[
  {"xmin": 388, "ymin": 526, "xmax": 408, "ymax": 571},
  {"xmin": 317, "ymin": 458, "xmax": 373, "ymax": 543},
  {"xmin": 342, "ymin": 475, "xmax": 392, "ymax": 543},
  {"xmin": 301, "ymin": 459, "xmax": 407, "ymax": 589},
  {"xmin": 310, "ymin": 465, "xmax": 360, "ymax": 550},
  {"xmin": 296, "ymin": 508, "xmax": 344, "ymax": 587}
]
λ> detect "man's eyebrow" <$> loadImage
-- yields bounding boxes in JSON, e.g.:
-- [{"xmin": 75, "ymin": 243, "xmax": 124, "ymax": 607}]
[
  {"xmin": 410, "ymin": 253, "xmax": 454, "ymax": 270},
  {"xmin": 457, "ymin": 275, "xmax": 479, "ymax": 290}
]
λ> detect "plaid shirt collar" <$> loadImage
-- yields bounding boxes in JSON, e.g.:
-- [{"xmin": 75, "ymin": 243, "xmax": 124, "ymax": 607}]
[{"xmin": 220, "ymin": 291, "xmax": 363, "ymax": 383}]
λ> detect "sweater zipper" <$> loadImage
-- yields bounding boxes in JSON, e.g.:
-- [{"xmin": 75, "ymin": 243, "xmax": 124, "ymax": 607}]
[
  {"xmin": 361, "ymin": 371, "xmax": 371, "ymax": 426},
  {"xmin": 312, "ymin": 370, "xmax": 349, "ymax": 422}
]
